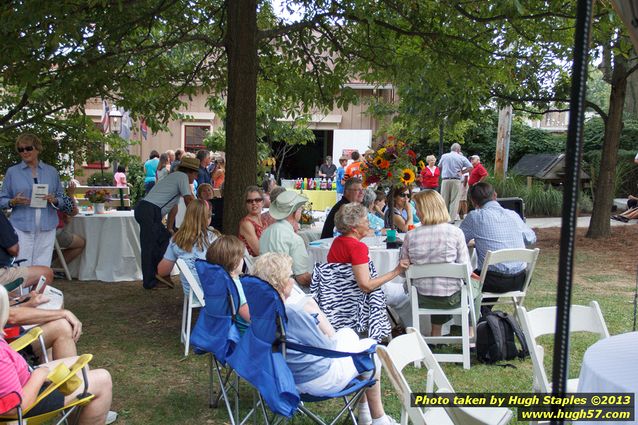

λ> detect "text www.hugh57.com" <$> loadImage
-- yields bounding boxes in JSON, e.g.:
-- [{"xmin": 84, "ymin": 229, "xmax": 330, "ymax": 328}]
[{"xmin": 520, "ymin": 408, "xmax": 632, "ymax": 421}]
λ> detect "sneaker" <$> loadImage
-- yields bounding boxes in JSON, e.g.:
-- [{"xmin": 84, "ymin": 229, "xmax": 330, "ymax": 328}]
[
  {"xmin": 106, "ymin": 410, "xmax": 118, "ymax": 424},
  {"xmin": 372, "ymin": 415, "xmax": 399, "ymax": 425},
  {"xmin": 53, "ymin": 271, "xmax": 67, "ymax": 280}
]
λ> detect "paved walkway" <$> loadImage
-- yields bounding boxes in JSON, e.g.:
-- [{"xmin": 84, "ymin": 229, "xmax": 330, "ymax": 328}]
[{"xmin": 525, "ymin": 216, "xmax": 631, "ymax": 229}]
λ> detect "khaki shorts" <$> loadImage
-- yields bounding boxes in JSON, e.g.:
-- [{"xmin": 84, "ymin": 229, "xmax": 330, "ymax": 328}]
[
  {"xmin": 0, "ymin": 266, "xmax": 29, "ymax": 286},
  {"xmin": 56, "ymin": 227, "xmax": 74, "ymax": 249}
]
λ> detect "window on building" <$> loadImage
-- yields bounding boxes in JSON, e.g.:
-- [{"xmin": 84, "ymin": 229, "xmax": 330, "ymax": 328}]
[{"xmin": 184, "ymin": 125, "xmax": 211, "ymax": 152}]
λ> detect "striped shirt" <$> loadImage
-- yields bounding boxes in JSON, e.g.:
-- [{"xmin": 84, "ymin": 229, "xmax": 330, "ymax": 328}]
[
  {"xmin": 400, "ymin": 223, "xmax": 472, "ymax": 297},
  {"xmin": 459, "ymin": 200, "xmax": 536, "ymax": 274},
  {"xmin": 0, "ymin": 339, "xmax": 30, "ymax": 398}
]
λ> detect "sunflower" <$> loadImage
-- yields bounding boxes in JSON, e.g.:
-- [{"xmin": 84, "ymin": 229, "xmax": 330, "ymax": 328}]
[
  {"xmin": 379, "ymin": 159, "xmax": 390, "ymax": 169},
  {"xmin": 372, "ymin": 156, "xmax": 384, "ymax": 167},
  {"xmin": 400, "ymin": 168, "xmax": 416, "ymax": 185},
  {"xmin": 377, "ymin": 147, "xmax": 387, "ymax": 156}
]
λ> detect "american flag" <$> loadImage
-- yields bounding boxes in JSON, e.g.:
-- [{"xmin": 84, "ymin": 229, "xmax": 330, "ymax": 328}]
[
  {"xmin": 100, "ymin": 100, "xmax": 110, "ymax": 133},
  {"xmin": 140, "ymin": 119, "xmax": 148, "ymax": 140}
]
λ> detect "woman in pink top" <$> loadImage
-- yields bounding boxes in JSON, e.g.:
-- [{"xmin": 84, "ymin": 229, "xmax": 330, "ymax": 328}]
[
  {"xmin": 238, "ymin": 185, "xmax": 266, "ymax": 256},
  {"xmin": 0, "ymin": 286, "xmax": 113, "ymax": 424}
]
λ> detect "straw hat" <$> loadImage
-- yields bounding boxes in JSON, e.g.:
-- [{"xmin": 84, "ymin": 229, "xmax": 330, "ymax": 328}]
[
  {"xmin": 178, "ymin": 156, "xmax": 200, "ymax": 172},
  {"xmin": 269, "ymin": 191, "xmax": 308, "ymax": 220}
]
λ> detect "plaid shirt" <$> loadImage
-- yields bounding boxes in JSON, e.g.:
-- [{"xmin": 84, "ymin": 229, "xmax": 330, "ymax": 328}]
[
  {"xmin": 400, "ymin": 223, "xmax": 472, "ymax": 297},
  {"xmin": 459, "ymin": 200, "xmax": 536, "ymax": 274}
]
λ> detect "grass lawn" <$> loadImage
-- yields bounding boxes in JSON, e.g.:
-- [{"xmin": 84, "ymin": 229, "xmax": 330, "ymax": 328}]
[{"xmin": 55, "ymin": 225, "xmax": 638, "ymax": 424}]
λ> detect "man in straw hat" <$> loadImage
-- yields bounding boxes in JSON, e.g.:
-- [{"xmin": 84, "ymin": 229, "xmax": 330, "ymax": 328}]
[
  {"xmin": 134, "ymin": 156, "xmax": 200, "ymax": 289},
  {"xmin": 259, "ymin": 191, "xmax": 312, "ymax": 286}
]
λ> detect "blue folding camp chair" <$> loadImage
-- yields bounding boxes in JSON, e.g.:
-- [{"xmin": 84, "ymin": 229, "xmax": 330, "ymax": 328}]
[
  {"xmin": 189, "ymin": 261, "xmax": 242, "ymax": 424},
  {"xmin": 228, "ymin": 274, "xmax": 378, "ymax": 425}
]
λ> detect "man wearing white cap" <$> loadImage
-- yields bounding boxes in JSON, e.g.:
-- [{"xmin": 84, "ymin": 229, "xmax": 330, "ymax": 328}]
[{"xmin": 259, "ymin": 191, "xmax": 312, "ymax": 286}]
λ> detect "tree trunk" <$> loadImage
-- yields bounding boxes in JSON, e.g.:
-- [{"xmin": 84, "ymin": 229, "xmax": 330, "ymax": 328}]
[
  {"xmin": 586, "ymin": 56, "xmax": 627, "ymax": 238},
  {"xmin": 224, "ymin": 0, "xmax": 258, "ymax": 235}
]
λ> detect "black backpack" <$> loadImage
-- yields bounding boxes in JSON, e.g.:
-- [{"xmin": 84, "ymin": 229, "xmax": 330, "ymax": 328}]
[{"xmin": 476, "ymin": 310, "xmax": 529, "ymax": 364}]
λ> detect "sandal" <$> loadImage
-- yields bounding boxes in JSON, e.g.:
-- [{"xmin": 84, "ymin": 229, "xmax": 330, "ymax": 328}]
[{"xmin": 154, "ymin": 274, "xmax": 175, "ymax": 289}]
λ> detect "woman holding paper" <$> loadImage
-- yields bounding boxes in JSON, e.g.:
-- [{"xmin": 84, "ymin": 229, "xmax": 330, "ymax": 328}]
[{"xmin": 0, "ymin": 133, "xmax": 64, "ymax": 266}]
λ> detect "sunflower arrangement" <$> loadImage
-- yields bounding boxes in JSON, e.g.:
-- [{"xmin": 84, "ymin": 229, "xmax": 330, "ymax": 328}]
[{"xmin": 362, "ymin": 136, "xmax": 418, "ymax": 189}]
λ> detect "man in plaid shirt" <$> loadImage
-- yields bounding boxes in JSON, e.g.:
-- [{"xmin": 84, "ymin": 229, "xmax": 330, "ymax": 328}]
[{"xmin": 459, "ymin": 182, "xmax": 536, "ymax": 308}]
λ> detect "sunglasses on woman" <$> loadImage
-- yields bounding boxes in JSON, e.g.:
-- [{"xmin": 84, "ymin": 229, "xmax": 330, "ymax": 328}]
[
  {"xmin": 246, "ymin": 198, "xmax": 263, "ymax": 204},
  {"xmin": 399, "ymin": 193, "xmax": 410, "ymax": 198},
  {"xmin": 17, "ymin": 146, "xmax": 35, "ymax": 153}
]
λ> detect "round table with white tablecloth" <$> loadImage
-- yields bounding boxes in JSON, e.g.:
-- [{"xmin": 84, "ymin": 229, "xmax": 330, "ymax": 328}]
[
  {"xmin": 577, "ymin": 332, "xmax": 638, "ymax": 425},
  {"xmin": 308, "ymin": 236, "xmax": 409, "ymax": 308},
  {"xmin": 66, "ymin": 210, "xmax": 142, "ymax": 282}
]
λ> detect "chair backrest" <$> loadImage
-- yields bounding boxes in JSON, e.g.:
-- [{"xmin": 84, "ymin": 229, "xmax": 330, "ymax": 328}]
[
  {"xmin": 479, "ymin": 248, "xmax": 540, "ymax": 290},
  {"xmin": 227, "ymin": 275, "xmax": 300, "ymax": 418},
  {"xmin": 176, "ymin": 258, "xmax": 205, "ymax": 306},
  {"xmin": 405, "ymin": 262, "xmax": 474, "ymax": 314},
  {"xmin": 516, "ymin": 301, "xmax": 609, "ymax": 392},
  {"xmin": 377, "ymin": 328, "xmax": 455, "ymax": 425},
  {"xmin": 311, "ymin": 261, "xmax": 390, "ymax": 342},
  {"xmin": 189, "ymin": 261, "xmax": 241, "ymax": 362},
  {"xmin": 242, "ymin": 249, "xmax": 254, "ymax": 274}
]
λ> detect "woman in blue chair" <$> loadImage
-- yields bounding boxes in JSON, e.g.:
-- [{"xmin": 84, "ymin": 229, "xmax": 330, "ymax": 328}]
[{"xmin": 253, "ymin": 253, "xmax": 398, "ymax": 425}]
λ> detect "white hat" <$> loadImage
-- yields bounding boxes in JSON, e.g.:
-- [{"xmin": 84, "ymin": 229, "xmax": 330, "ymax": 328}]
[{"xmin": 269, "ymin": 191, "xmax": 308, "ymax": 220}]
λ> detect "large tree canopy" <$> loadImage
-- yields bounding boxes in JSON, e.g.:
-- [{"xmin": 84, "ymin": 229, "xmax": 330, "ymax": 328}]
[{"xmin": 1, "ymin": 0, "xmax": 634, "ymax": 236}]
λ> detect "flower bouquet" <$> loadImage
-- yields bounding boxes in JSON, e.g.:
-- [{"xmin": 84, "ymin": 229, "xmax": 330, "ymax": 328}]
[
  {"xmin": 362, "ymin": 136, "xmax": 417, "ymax": 189},
  {"xmin": 85, "ymin": 188, "xmax": 111, "ymax": 204}
]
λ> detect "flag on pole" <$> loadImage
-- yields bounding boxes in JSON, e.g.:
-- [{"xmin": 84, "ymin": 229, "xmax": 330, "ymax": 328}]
[
  {"xmin": 119, "ymin": 109, "xmax": 131, "ymax": 140},
  {"xmin": 100, "ymin": 100, "xmax": 110, "ymax": 134},
  {"xmin": 140, "ymin": 119, "xmax": 148, "ymax": 141}
]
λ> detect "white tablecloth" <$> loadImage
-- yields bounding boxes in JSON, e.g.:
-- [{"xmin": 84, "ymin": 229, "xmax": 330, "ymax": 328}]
[
  {"xmin": 66, "ymin": 211, "xmax": 142, "ymax": 282},
  {"xmin": 308, "ymin": 236, "xmax": 408, "ymax": 307},
  {"xmin": 577, "ymin": 332, "xmax": 638, "ymax": 425}
]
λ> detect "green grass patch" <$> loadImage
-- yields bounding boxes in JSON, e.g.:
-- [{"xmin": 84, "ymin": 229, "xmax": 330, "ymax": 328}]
[{"xmin": 54, "ymin": 234, "xmax": 635, "ymax": 424}]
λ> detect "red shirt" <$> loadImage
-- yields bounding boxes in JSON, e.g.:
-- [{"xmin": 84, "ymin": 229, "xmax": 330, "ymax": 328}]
[
  {"xmin": 420, "ymin": 166, "xmax": 440, "ymax": 189},
  {"xmin": 468, "ymin": 163, "xmax": 488, "ymax": 186},
  {"xmin": 327, "ymin": 236, "xmax": 369, "ymax": 265}
]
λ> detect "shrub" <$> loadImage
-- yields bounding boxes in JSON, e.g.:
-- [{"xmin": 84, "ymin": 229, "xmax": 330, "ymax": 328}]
[
  {"xmin": 87, "ymin": 172, "xmax": 114, "ymax": 186},
  {"xmin": 125, "ymin": 158, "xmax": 146, "ymax": 207},
  {"xmin": 585, "ymin": 150, "xmax": 638, "ymax": 197},
  {"xmin": 486, "ymin": 175, "xmax": 591, "ymax": 217}
]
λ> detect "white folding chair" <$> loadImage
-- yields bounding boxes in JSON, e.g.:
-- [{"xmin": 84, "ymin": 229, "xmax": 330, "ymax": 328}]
[
  {"xmin": 377, "ymin": 327, "xmax": 513, "ymax": 425},
  {"xmin": 53, "ymin": 239, "xmax": 72, "ymax": 281},
  {"xmin": 516, "ymin": 301, "xmax": 609, "ymax": 393},
  {"xmin": 176, "ymin": 259, "xmax": 206, "ymax": 356},
  {"xmin": 243, "ymin": 249, "xmax": 254, "ymax": 274},
  {"xmin": 479, "ymin": 248, "xmax": 540, "ymax": 310},
  {"xmin": 405, "ymin": 263, "xmax": 477, "ymax": 369}
]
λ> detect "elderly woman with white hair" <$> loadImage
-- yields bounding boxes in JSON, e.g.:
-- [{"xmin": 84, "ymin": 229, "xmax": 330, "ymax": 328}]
[
  {"xmin": 361, "ymin": 188, "xmax": 386, "ymax": 236},
  {"xmin": 254, "ymin": 253, "xmax": 399, "ymax": 425},
  {"xmin": 328, "ymin": 203, "xmax": 407, "ymax": 293},
  {"xmin": 311, "ymin": 203, "xmax": 408, "ymax": 343}
]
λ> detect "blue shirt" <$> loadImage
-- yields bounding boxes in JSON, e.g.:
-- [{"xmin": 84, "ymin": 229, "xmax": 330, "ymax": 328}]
[
  {"xmin": 163, "ymin": 230, "xmax": 217, "ymax": 295},
  {"xmin": 232, "ymin": 276, "xmax": 249, "ymax": 333},
  {"xmin": 0, "ymin": 213, "xmax": 18, "ymax": 267},
  {"xmin": 438, "ymin": 152, "xmax": 472, "ymax": 179},
  {"xmin": 285, "ymin": 299, "xmax": 333, "ymax": 384},
  {"xmin": 197, "ymin": 166, "xmax": 211, "ymax": 185},
  {"xmin": 0, "ymin": 161, "xmax": 64, "ymax": 232},
  {"xmin": 144, "ymin": 158, "xmax": 159, "ymax": 183},
  {"xmin": 368, "ymin": 212, "xmax": 384, "ymax": 236},
  {"xmin": 336, "ymin": 167, "xmax": 345, "ymax": 194},
  {"xmin": 459, "ymin": 200, "xmax": 536, "ymax": 274}
]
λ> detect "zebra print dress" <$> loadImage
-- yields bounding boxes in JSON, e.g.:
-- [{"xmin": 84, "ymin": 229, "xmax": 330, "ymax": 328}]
[{"xmin": 311, "ymin": 261, "xmax": 391, "ymax": 342}]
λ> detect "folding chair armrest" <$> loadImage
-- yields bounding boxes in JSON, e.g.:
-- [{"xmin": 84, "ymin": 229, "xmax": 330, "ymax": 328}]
[
  {"xmin": 9, "ymin": 327, "xmax": 43, "ymax": 352},
  {"xmin": 286, "ymin": 341, "xmax": 376, "ymax": 374},
  {"xmin": 3, "ymin": 278, "xmax": 24, "ymax": 293},
  {"xmin": 35, "ymin": 354, "xmax": 93, "ymax": 405}
]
